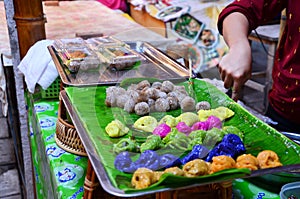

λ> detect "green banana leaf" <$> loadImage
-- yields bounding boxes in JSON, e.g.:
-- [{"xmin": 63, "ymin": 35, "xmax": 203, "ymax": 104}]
[{"xmin": 64, "ymin": 78, "xmax": 300, "ymax": 194}]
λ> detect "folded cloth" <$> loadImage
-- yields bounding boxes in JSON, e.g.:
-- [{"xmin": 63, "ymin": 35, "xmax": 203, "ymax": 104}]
[{"xmin": 18, "ymin": 39, "xmax": 58, "ymax": 93}]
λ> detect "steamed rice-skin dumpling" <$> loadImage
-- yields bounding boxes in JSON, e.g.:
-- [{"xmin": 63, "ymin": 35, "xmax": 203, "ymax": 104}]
[
  {"xmin": 198, "ymin": 106, "xmax": 234, "ymax": 121},
  {"xmin": 176, "ymin": 112, "xmax": 199, "ymax": 126},
  {"xmin": 105, "ymin": 119, "xmax": 129, "ymax": 137},
  {"xmin": 133, "ymin": 116, "xmax": 158, "ymax": 132}
]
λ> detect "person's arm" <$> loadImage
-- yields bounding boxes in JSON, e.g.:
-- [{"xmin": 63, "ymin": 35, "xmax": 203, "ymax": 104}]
[{"xmin": 218, "ymin": 12, "xmax": 252, "ymax": 101}]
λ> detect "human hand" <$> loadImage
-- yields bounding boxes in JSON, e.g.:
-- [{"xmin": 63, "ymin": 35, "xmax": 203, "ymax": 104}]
[{"xmin": 218, "ymin": 41, "xmax": 252, "ymax": 101}]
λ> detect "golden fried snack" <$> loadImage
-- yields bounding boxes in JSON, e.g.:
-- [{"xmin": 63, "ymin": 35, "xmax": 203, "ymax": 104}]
[
  {"xmin": 182, "ymin": 159, "xmax": 209, "ymax": 177},
  {"xmin": 236, "ymin": 154, "xmax": 259, "ymax": 170},
  {"xmin": 153, "ymin": 171, "xmax": 164, "ymax": 182},
  {"xmin": 164, "ymin": 167, "xmax": 184, "ymax": 176},
  {"xmin": 210, "ymin": 155, "xmax": 236, "ymax": 174},
  {"xmin": 131, "ymin": 168, "xmax": 155, "ymax": 189},
  {"xmin": 256, "ymin": 150, "xmax": 283, "ymax": 169}
]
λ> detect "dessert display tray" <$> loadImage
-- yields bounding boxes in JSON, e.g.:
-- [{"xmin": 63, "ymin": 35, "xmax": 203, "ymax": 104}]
[{"xmin": 60, "ymin": 78, "xmax": 300, "ymax": 197}]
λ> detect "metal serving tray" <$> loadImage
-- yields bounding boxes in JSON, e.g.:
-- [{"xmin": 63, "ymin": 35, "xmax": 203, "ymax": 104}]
[
  {"xmin": 60, "ymin": 83, "xmax": 300, "ymax": 197},
  {"xmin": 48, "ymin": 42, "xmax": 189, "ymax": 86}
]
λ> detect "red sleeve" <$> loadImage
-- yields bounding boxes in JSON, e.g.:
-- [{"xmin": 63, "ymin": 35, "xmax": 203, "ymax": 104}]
[{"xmin": 217, "ymin": 0, "xmax": 286, "ymax": 35}]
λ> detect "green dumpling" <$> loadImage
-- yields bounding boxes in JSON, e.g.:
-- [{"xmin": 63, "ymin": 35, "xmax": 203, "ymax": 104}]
[{"xmin": 222, "ymin": 125, "xmax": 244, "ymax": 140}]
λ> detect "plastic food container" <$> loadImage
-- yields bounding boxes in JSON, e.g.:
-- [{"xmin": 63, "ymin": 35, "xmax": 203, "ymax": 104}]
[
  {"xmin": 53, "ymin": 37, "xmax": 86, "ymax": 51},
  {"xmin": 280, "ymin": 182, "xmax": 300, "ymax": 199},
  {"xmin": 96, "ymin": 45, "xmax": 143, "ymax": 71},
  {"xmin": 60, "ymin": 47, "xmax": 99, "ymax": 72},
  {"xmin": 86, "ymin": 36, "xmax": 128, "ymax": 49},
  {"xmin": 172, "ymin": 13, "xmax": 205, "ymax": 44}
]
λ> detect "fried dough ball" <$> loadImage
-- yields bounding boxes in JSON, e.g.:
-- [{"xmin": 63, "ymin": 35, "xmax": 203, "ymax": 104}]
[
  {"xmin": 164, "ymin": 167, "xmax": 184, "ymax": 176},
  {"xmin": 256, "ymin": 150, "xmax": 283, "ymax": 169},
  {"xmin": 124, "ymin": 98, "xmax": 136, "ymax": 113},
  {"xmin": 195, "ymin": 101, "xmax": 211, "ymax": 111},
  {"xmin": 116, "ymin": 94, "xmax": 128, "ymax": 108},
  {"xmin": 161, "ymin": 80, "xmax": 174, "ymax": 93},
  {"xmin": 145, "ymin": 87, "xmax": 160, "ymax": 100},
  {"xmin": 168, "ymin": 90, "xmax": 188, "ymax": 104},
  {"xmin": 236, "ymin": 154, "xmax": 259, "ymax": 171},
  {"xmin": 134, "ymin": 102, "xmax": 150, "ymax": 116},
  {"xmin": 136, "ymin": 80, "xmax": 151, "ymax": 91},
  {"xmin": 105, "ymin": 86, "xmax": 126, "ymax": 107},
  {"xmin": 151, "ymin": 81, "xmax": 162, "ymax": 89},
  {"xmin": 131, "ymin": 168, "xmax": 155, "ymax": 189},
  {"xmin": 173, "ymin": 85, "xmax": 188, "ymax": 95},
  {"xmin": 127, "ymin": 83, "xmax": 138, "ymax": 91},
  {"xmin": 155, "ymin": 98, "xmax": 170, "ymax": 112},
  {"xmin": 148, "ymin": 98, "xmax": 156, "ymax": 112},
  {"xmin": 182, "ymin": 159, "xmax": 209, "ymax": 177},
  {"xmin": 153, "ymin": 171, "xmax": 164, "ymax": 182},
  {"xmin": 137, "ymin": 88, "xmax": 149, "ymax": 102},
  {"xmin": 167, "ymin": 96, "xmax": 179, "ymax": 110},
  {"xmin": 157, "ymin": 91, "xmax": 168, "ymax": 99},
  {"xmin": 127, "ymin": 90, "xmax": 139, "ymax": 103},
  {"xmin": 180, "ymin": 96, "xmax": 196, "ymax": 112},
  {"xmin": 210, "ymin": 155, "xmax": 236, "ymax": 174}
]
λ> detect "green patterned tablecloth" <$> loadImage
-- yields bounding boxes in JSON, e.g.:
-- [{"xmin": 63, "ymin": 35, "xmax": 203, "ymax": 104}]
[
  {"xmin": 28, "ymin": 97, "xmax": 88, "ymax": 199},
  {"xmin": 233, "ymin": 179, "xmax": 280, "ymax": 199}
]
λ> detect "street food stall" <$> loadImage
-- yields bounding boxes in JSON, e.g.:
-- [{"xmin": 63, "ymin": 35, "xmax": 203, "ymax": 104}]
[
  {"xmin": 26, "ymin": 32, "xmax": 300, "ymax": 199},
  {"xmin": 2, "ymin": 0, "xmax": 300, "ymax": 199}
]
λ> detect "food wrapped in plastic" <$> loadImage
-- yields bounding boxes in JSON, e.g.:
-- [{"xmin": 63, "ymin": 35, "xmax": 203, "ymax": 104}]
[
  {"xmin": 53, "ymin": 37, "xmax": 86, "ymax": 51},
  {"xmin": 60, "ymin": 47, "xmax": 100, "ymax": 72},
  {"xmin": 96, "ymin": 45, "xmax": 144, "ymax": 71},
  {"xmin": 86, "ymin": 36, "xmax": 128, "ymax": 49}
]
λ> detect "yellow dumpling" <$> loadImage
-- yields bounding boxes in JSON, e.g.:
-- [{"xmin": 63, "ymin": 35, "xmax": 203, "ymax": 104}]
[
  {"xmin": 176, "ymin": 112, "xmax": 199, "ymax": 126},
  {"xmin": 198, "ymin": 106, "xmax": 234, "ymax": 121},
  {"xmin": 105, "ymin": 119, "xmax": 129, "ymax": 137},
  {"xmin": 158, "ymin": 115, "xmax": 177, "ymax": 127},
  {"xmin": 133, "ymin": 116, "xmax": 158, "ymax": 132}
]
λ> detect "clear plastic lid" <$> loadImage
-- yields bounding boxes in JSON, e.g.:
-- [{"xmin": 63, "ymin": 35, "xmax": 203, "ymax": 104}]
[
  {"xmin": 53, "ymin": 37, "xmax": 86, "ymax": 51},
  {"xmin": 86, "ymin": 36, "xmax": 128, "ymax": 49},
  {"xmin": 95, "ymin": 45, "xmax": 144, "ymax": 71},
  {"xmin": 59, "ymin": 47, "xmax": 99, "ymax": 73},
  {"xmin": 50, "ymin": 39, "xmax": 189, "ymax": 86}
]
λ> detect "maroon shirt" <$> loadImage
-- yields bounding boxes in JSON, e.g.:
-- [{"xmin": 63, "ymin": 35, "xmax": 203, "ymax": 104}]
[{"xmin": 218, "ymin": 0, "xmax": 300, "ymax": 124}]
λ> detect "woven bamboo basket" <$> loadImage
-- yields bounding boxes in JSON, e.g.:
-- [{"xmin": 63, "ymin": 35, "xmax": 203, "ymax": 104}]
[{"xmin": 55, "ymin": 100, "xmax": 87, "ymax": 156}]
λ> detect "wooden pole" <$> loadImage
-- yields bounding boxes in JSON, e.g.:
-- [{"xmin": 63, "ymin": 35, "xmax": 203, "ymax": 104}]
[{"xmin": 13, "ymin": 0, "xmax": 46, "ymax": 58}]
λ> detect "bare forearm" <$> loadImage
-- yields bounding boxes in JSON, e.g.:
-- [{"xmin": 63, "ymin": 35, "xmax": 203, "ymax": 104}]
[
  {"xmin": 218, "ymin": 12, "xmax": 252, "ymax": 101},
  {"xmin": 222, "ymin": 12, "xmax": 250, "ymax": 49}
]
